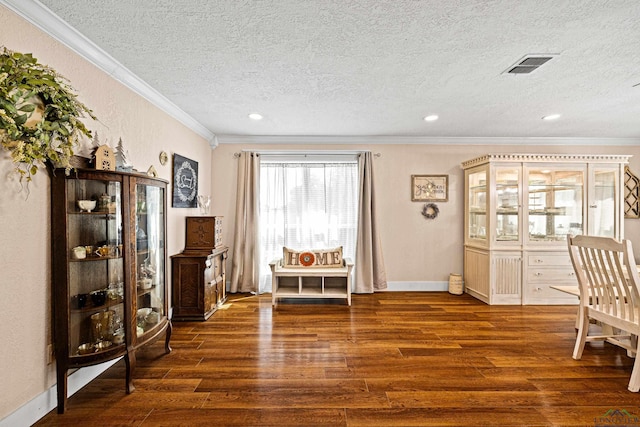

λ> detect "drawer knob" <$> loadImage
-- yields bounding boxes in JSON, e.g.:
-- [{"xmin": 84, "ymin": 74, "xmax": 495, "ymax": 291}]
[
  {"xmin": 535, "ymin": 272, "xmax": 542, "ymax": 276},
  {"xmin": 535, "ymin": 259, "xmax": 543, "ymax": 263}
]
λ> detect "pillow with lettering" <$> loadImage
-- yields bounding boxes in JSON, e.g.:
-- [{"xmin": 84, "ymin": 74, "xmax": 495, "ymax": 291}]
[{"xmin": 282, "ymin": 246, "xmax": 343, "ymax": 268}]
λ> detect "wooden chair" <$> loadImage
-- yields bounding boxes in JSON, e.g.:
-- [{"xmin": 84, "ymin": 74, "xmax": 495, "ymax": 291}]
[{"xmin": 567, "ymin": 235, "xmax": 640, "ymax": 392}]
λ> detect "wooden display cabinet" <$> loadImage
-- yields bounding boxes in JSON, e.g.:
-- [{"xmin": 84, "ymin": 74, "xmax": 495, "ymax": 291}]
[
  {"xmin": 171, "ymin": 246, "xmax": 228, "ymax": 321},
  {"xmin": 50, "ymin": 168, "xmax": 171, "ymax": 413}
]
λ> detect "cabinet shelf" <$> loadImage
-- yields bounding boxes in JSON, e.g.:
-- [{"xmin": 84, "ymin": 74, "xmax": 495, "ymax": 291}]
[
  {"xmin": 71, "ymin": 344, "xmax": 125, "ymax": 360},
  {"xmin": 70, "ymin": 211, "xmax": 117, "ymax": 218},
  {"xmin": 70, "ymin": 297, "xmax": 123, "ymax": 313},
  {"xmin": 528, "ymin": 210, "xmax": 567, "ymax": 216},
  {"xmin": 69, "ymin": 255, "xmax": 122, "ymax": 262}
]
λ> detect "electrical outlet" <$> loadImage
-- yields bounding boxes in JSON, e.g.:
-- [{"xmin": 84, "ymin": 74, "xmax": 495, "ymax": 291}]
[{"xmin": 47, "ymin": 344, "xmax": 55, "ymax": 365}]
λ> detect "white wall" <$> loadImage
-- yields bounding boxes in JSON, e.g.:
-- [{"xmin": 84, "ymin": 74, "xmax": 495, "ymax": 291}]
[{"xmin": 0, "ymin": 6, "xmax": 211, "ymax": 420}]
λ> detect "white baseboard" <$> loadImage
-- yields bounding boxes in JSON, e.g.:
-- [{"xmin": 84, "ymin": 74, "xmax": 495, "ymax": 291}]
[
  {"xmin": 381, "ymin": 281, "xmax": 448, "ymax": 291},
  {"xmin": 0, "ymin": 358, "xmax": 121, "ymax": 427}
]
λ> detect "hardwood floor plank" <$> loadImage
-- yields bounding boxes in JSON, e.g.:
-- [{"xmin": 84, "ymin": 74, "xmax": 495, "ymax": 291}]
[
  {"xmin": 345, "ymin": 408, "xmax": 549, "ymax": 426},
  {"xmin": 141, "ymin": 408, "xmax": 347, "ymax": 426},
  {"xmin": 365, "ymin": 377, "xmax": 538, "ymax": 392},
  {"xmin": 387, "ymin": 390, "xmax": 572, "ymax": 408},
  {"xmin": 201, "ymin": 390, "xmax": 390, "ymax": 409},
  {"xmin": 34, "ymin": 292, "xmax": 640, "ymax": 426},
  {"xmin": 195, "ymin": 378, "xmax": 368, "ymax": 392}
]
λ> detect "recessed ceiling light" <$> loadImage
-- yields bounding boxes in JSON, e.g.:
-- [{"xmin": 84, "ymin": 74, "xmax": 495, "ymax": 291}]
[
  {"xmin": 542, "ymin": 114, "xmax": 561, "ymax": 121},
  {"xmin": 423, "ymin": 115, "xmax": 439, "ymax": 122},
  {"xmin": 248, "ymin": 113, "xmax": 263, "ymax": 120}
]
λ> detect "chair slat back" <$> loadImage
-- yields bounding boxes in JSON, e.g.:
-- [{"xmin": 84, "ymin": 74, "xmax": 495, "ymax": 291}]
[{"xmin": 568, "ymin": 235, "xmax": 640, "ymax": 322}]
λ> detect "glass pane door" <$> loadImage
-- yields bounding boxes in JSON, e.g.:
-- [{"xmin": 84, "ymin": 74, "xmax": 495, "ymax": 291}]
[
  {"xmin": 527, "ymin": 169, "xmax": 584, "ymax": 242},
  {"xmin": 135, "ymin": 183, "xmax": 166, "ymax": 340},
  {"xmin": 589, "ymin": 168, "xmax": 617, "ymax": 237},
  {"xmin": 67, "ymin": 178, "xmax": 124, "ymax": 357},
  {"xmin": 468, "ymin": 169, "xmax": 487, "ymax": 241},
  {"xmin": 495, "ymin": 167, "xmax": 519, "ymax": 242}
]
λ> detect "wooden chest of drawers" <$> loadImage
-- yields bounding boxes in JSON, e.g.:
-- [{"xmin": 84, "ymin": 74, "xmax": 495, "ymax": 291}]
[
  {"xmin": 171, "ymin": 246, "xmax": 228, "ymax": 321},
  {"xmin": 184, "ymin": 216, "xmax": 223, "ymax": 252}
]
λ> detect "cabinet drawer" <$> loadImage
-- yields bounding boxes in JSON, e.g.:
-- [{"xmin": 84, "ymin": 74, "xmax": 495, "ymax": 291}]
[
  {"xmin": 527, "ymin": 267, "xmax": 576, "ymax": 283},
  {"xmin": 525, "ymin": 282, "xmax": 579, "ymax": 304},
  {"xmin": 527, "ymin": 254, "xmax": 571, "ymax": 267}
]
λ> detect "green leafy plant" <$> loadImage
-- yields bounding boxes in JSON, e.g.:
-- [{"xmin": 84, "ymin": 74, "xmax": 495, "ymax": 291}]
[{"xmin": 0, "ymin": 47, "xmax": 96, "ymax": 183}]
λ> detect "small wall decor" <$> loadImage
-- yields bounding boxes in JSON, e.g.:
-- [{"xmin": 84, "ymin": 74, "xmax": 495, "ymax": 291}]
[
  {"xmin": 172, "ymin": 153, "xmax": 198, "ymax": 208},
  {"xmin": 412, "ymin": 174, "xmax": 448, "ymax": 202},
  {"xmin": 625, "ymin": 166, "xmax": 640, "ymax": 219},
  {"xmin": 421, "ymin": 203, "xmax": 439, "ymax": 219},
  {"xmin": 115, "ymin": 137, "xmax": 133, "ymax": 172},
  {"xmin": 94, "ymin": 145, "xmax": 115, "ymax": 171},
  {"xmin": 159, "ymin": 151, "xmax": 168, "ymax": 165}
]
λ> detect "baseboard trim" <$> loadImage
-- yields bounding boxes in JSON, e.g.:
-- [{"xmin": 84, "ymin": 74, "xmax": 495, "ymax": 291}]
[
  {"xmin": 381, "ymin": 281, "xmax": 448, "ymax": 292},
  {"xmin": 0, "ymin": 358, "xmax": 121, "ymax": 427}
]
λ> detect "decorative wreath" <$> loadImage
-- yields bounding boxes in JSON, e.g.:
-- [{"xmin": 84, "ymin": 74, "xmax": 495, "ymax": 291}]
[
  {"xmin": 299, "ymin": 252, "xmax": 316, "ymax": 266},
  {"xmin": 421, "ymin": 203, "xmax": 439, "ymax": 219}
]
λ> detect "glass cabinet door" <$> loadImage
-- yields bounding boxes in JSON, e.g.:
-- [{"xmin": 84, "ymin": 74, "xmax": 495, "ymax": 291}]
[
  {"xmin": 468, "ymin": 168, "xmax": 487, "ymax": 241},
  {"xmin": 589, "ymin": 167, "xmax": 617, "ymax": 237},
  {"xmin": 67, "ymin": 177, "xmax": 125, "ymax": 358},
  {"xmin": 495, "ymin": 167, "xmax": 520, "ymax": 242},
  {"xmin": 134, "ymin": 182, "xmax": 166, "ymax": 341},
  {"xmin": 527, "ymin": 168, "xmax": 584, "ymax": 242}
]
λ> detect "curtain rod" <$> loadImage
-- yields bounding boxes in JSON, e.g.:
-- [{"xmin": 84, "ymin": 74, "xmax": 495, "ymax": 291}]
[{"xmin": 233, "ymin": 150, "xmax": 381, "ymax": 158}]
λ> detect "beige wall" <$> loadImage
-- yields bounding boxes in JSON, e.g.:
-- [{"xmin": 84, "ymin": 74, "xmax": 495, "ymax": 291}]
[
  {"xmin": 3, "ymin": 4, "xmax": 640, "ymax": 423},
  {"xmin": 211, "ymin": 143, "xmax": 640, "ymax": 285},
  {"xmin": 0, "ymin": 7, "xmax": 211, "ymax": 419}
]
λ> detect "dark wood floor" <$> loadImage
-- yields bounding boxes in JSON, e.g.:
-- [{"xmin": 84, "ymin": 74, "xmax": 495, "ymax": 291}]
[{"xmin": 36, "ymin": 292, "xmax": 639, "ymax": 426}]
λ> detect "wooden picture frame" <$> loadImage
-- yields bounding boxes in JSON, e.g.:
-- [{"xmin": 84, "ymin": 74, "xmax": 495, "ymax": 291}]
[
  {"xmin": 172, "ymin": 153, "xmax": 198, "ymax": 208},
  {"xmin": 411, "ymin": 174, "xmax": 448, "ymax": 202}
]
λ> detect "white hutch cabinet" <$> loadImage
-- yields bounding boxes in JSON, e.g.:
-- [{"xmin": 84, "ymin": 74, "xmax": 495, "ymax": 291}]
[{"xmin": 462, "ymin": 154, "xmax": 630, "ymax": 305}]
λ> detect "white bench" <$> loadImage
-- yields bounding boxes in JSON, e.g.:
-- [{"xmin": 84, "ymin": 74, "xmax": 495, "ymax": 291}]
[{"xmin": 269, "ymin": 258, "xmax": 354, "ymax": 306}]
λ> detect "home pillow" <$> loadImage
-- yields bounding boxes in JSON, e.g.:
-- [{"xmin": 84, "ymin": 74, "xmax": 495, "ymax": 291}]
[{"xmin": 282, "ymin": 246, "xmax": 343, "ymax": 268}]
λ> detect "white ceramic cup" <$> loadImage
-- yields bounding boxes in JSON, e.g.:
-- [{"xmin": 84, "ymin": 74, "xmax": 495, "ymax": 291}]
[{"xmin": 72, "ymin": 246, "xmax": 86, "ymax": 259}]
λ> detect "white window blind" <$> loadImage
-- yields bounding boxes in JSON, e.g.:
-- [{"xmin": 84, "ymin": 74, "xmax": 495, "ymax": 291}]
[{"xmin": 259, "ymin": 155, "xmax": 359, "ymax": 293}]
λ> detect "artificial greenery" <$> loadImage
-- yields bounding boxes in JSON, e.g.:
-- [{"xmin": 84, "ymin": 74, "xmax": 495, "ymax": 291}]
[{"xmin": 0, "ymin": 47, "xmax": 95, "ymax": 183}]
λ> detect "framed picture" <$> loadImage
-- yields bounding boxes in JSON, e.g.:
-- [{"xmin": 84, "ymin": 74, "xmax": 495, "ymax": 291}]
[
  {"xmin": 172, "ymin": 153, "xmax": 198, "ymax": 208},
  {"xmin": 411, "ymin": 174, "xmax": 448, "ymax": 202}
]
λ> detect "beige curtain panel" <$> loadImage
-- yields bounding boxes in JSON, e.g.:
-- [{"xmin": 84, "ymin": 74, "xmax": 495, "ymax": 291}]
[
  {"xmin": 230, "ymin": 152, "xmax": 260, "ymax": 293},
  {"xmin": 355, "ymin": 152, "xmax": 387, "ymax": 292}
]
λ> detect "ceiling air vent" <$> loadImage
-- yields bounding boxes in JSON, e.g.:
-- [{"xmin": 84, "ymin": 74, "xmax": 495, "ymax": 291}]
[{"xmin": 504, "ymin": 55, "xmax": 556, "ymax": 74}]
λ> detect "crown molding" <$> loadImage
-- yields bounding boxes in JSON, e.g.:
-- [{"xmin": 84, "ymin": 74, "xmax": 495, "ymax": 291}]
[
  {"xmin": 461, "ymin": 153, "xmax": 632, "ymax": 169},
  {"xmin": 4, "ymin": 0, "xmax": 640, "ymax": 149},
  {"xmin": 215, "ymin": 135, "xmax": 640, "ymax": 146},
  {"xmin": 1, "ymin": 0, "xmax": 216, "ymax": 146}
]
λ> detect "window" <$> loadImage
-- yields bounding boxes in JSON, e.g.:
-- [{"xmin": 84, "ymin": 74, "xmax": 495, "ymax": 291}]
[{"xmin": 259, "ymin": 156, "xmax": 359, "ymax": 293}]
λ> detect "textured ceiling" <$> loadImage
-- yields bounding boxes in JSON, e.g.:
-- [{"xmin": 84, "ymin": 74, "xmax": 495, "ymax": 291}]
[{"xmin": 30, "ymin": 0, "xmax": 640, "ymax": 139}]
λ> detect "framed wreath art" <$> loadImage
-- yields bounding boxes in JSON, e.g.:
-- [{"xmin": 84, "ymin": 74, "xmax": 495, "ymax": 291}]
[{"xmin": 421, "ymin": 203, "xmax": 439, "ymax": 219}]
